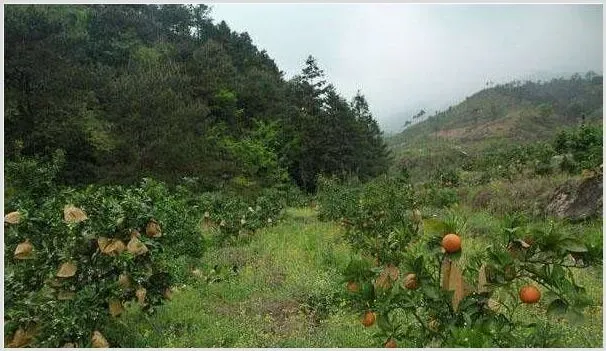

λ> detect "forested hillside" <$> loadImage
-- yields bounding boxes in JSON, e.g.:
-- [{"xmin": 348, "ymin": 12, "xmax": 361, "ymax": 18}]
[{"xmin": 4, "ymin": 4, "xmax": 389, "ymax": 192}]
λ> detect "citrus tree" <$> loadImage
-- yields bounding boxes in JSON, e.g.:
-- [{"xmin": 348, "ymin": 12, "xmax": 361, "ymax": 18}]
[
  {"xmin": 342, "ymin": 211, "xmax": 595, "ymax": 347},
  {"xmin": 4, "ymin": 151, "xmax": 288, "ymax": 348},
  {"xmin": 321, "ymin": 175, "xmax": 420, "ymax": 266},
  {"xmin": 4, "ymin": 178, "xmax": 215, "ymax": 347}
]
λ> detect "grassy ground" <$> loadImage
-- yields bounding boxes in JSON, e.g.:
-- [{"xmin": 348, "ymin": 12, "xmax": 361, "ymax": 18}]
[
  {"xmin": 107, "ymin": 208, "xmax": 376, "ymax": 347},
  {"xmin": 108, "ymin": 206, "xmax": 603, "ymax": 347}
]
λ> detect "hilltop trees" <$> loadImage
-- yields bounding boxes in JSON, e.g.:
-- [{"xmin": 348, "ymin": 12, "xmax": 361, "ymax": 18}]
[
  {"xmin": 4, "ymin": 5, "xmax": 389, "ymax": 192},
  {"xmin": 282, "ymin": 56, "xmax": 389, "ymax": 191}
]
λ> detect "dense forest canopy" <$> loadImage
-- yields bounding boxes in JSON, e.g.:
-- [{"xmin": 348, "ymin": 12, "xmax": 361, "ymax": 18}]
[{"xmin": 4, "ymin": 4, "xmax": 390, "ymax": 192}]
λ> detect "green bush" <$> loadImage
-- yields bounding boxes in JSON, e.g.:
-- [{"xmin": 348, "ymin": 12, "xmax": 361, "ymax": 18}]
[
  {"xmin": 317, "ymin": 175, "xmax": 420, "ymax": 265},
  {"xmin": 4, "ymin": 180, "xmax": 198, "ymax": 347},
  {"xmin": 341, "ymin": 214, "xmax": 594, "ymax": 348},
  {"xmin": 196, "ymin": 187, "xmax": 285, "ymax": 245},
  {"xmin": 435, "ymin": 168, "xmax": 461, "ymax": 187},
  {"xmin": 4, "ymin": 167, "xmax": 288, "ymax": 347},
  {"xmin": 4, "ymin": 153, "xmax": 217, "ymax": 347},
  {"xmin": 4, "ymin": 150, "xmax": 66, "ymax": 202},
  {"xmin": 554, "ymin": 124, "xmax": 602, "ymax": 172},
  {"xmin": 421, "ymin": 185, "xmax": 460, "ymax": 209},
  {"xmin": 316, "ymin": 175, "xmax": 363, "ymax": 222}
]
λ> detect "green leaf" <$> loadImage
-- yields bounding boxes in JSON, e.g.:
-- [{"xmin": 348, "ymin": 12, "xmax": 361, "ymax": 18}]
[
  {"xmin": 412, "ymin": 255, "xmax": 424, "ymax": 273},
  {"xmin": 550, "ymin": 264, "xmax": 565, "ymax": 282},
  {"xmin": 376, "ymin": 312, "xmax": 392, "ymax": 331},
  {"xmin": 422, "ymin": 285, "xmax": 440, "ymax": 300},
  {"xmin": 447, "ymin": 250, "xmax": 462, "ymax": 261},
  {"xmin": 560, "ymin": 239, "xmax": 588, "ymax": 253},
  {"xmin": 564, "ymin": 308, "xmax": 585, "ymax": 325},
  {"xmin": 546, "ymin": 299, "xmax": 568, "ymax": 317},
  {"xmin": 463, "ymin": 312, "xmax": 473, "ymax": 326}
]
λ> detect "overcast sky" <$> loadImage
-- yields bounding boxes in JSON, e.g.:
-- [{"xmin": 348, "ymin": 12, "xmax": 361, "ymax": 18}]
[{"xmin": 209, "ymin": 4, "xmax": 603, "ymax": 132}]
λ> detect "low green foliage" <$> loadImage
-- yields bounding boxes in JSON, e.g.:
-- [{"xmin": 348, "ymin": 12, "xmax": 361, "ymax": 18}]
[
  {"xmin": 317, "ymin": 175, "xmax": 419, "ymax": 265},
  {"xmin": 419, "ymin": 184, "xmax": 460, "ymax": 209},
  {"xmin": 197, "ymin": 188, "xmax": 285, "ymax": 246},
  {"xmin": 341, "ymin": 211, "xmax": 597, "ymax": 347},
  {"xmin": 315, "ymin": 175, "xmax": 363, "ymax": 222},
  {"xmin": 554, "ymin": 124, "xmax": 603, "ymax": 173},
  {"xmin": 106, "ymin": 208, "xmax": 376, "ymax": 347},
  {"xmin": 4, "ymin": 156, "xmax": 287, "ymax": 347},
  {"xmin": 4, "ymin": 182, "xmax": 185, "ymax": 347},
  {"xmin": 4, "ymin": 149, "xmax": 66, "ymax": 202}
]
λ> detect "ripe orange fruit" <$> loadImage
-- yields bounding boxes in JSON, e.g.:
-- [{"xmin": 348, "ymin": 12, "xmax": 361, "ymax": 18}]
[
  {"xmin": 346, "ymin": 281, "xmax": 360, "ymax": 293},
  {"xmin": 441, "ymin": 233, "xmax": 461, "ymax": 253},
  {"xmin": 403, "ymin": 273, "xmax": 418, "ymax": 290},
  {"xmin": 361, "ymin": 311, "xmax": 376, "ymax": 327},
  {"xmin": 519, "ymin": 285, "xmax": 541, "ymax": 304},
  {"xmin": 384, "ymin": 338, "xmax": 397, "ymax": 348}
]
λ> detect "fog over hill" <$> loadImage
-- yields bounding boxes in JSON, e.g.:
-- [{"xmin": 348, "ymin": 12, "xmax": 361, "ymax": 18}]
[
  {"xmin": 382, "ymin": 70, "xmax": 600, "ymax": 133},
  {"xmin": 211, "ymin": 4, "xmax": 603, "ymax": 134}
]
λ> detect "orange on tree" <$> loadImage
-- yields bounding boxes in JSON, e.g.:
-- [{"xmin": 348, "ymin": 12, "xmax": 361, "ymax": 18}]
[
  {"xmin": 384, "ymin": 338, "xmax": 397, "ymax": 348},
  {"xmin": 361, "ymin": 311, "xmax": 376, "ymax": 327},
  {"xmin": 441, "ymin": 233, "xmax": 461, "ymax": 253},
  {"xmin": 519, "ymin": 285, "xmax": 541, "ymax": 304}
]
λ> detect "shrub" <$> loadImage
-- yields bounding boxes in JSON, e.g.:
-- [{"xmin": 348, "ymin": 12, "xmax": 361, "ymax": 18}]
[
  {"xmin": 315, "ymin": 175, "xmax": 363, "ymax": 222},
  {"xmin": 4, "ymin": 150, "xmax": 66, "ymax": 202},
  {"xmin": 554, "ymin": 124, "xmax": 602, "ymax": 172},
  {"xmin": 4, "ymin": 174, "xmax": 288, "ymax": 347},
  {"xmin": 197, "ymin": 187, "xmax": 285, "ymax": 245},
  {"xmin": 421, "ymin": 185, "xmax": 460, "ymax": 209},
  {"xmin": 342, "ymin": 214, "xmax": 594, "ymax": 348},
  {"xmin": 435, "ymin": 168, "xmax": 461, "ymax": 187},
  {"xmin": 4, "ymin": 181, "xmax": 197, "ymax": 347},
  {"xmin": 334, "ymin": 176, "xmax": 420, "ymax": 265}
]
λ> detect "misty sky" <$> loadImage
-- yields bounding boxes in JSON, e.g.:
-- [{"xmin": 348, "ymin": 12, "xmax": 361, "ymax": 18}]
[{"xmin": 209, "ymin": 4, "xmax": 603, "ymax": 132}]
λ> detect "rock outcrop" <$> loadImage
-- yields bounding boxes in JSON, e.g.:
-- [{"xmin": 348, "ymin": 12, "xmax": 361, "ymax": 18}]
[{"xmin": 546, "ymin": 172, "xmax": 602, "ymax": 221}]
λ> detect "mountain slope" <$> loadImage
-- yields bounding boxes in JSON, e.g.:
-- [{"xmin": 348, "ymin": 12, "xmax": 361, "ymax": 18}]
[{"xmin": 387, "ymin": 74, "xmax": 603, "ymax": 155}]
